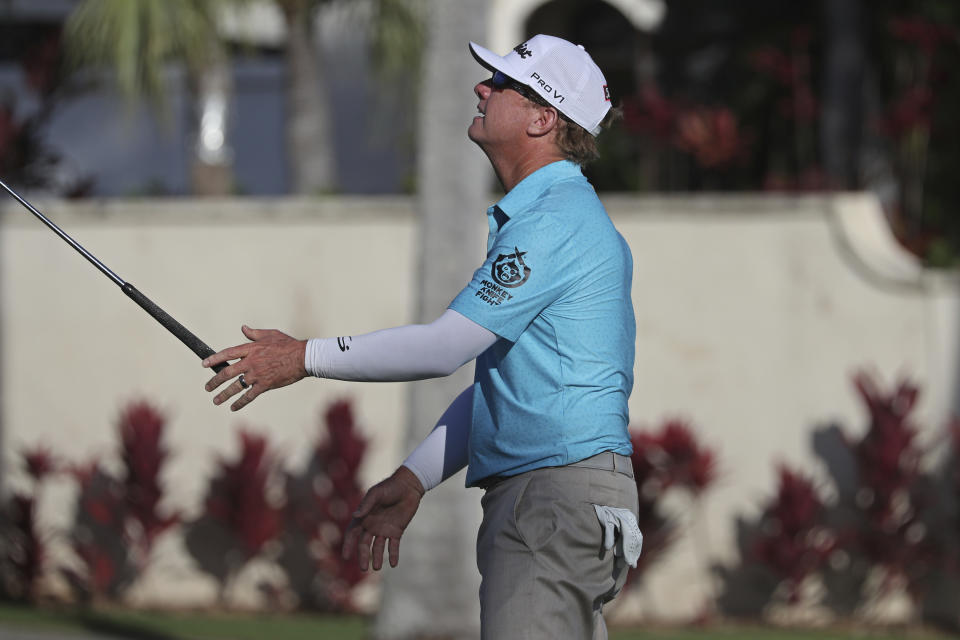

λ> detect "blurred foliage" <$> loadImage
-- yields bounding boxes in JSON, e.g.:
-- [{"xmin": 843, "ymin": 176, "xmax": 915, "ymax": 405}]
[
  {"xmin": 368, "ymin": 0, "xmax": 425, "ymax": 80},
  {"xmin": 625, "ymin": 419, "xmax": 718, "ymax": 591},
  {"xmin": 562, "ymin": 0, "xmax": 959, "ymax": 266},
  {"xmin": 63, "ymin": 0, "xmax": 248, "ymax": 114},
  {"xmin": 0, "ymin": 446, "xmax": 57, "ymax": 604},
  {"xmin": 61, "ymin": 0, "xmax": 423, "ymax": 117},
  {"xmin": 714, "ymin": 370, "xmax": 960, "ymax": 629},
  {"xmin": 869, "ymin": 1, "xmax": 960, "ymax": 266},
  {"xmin": 1, "ymin": 397, "xmax": 371, "ymax": 613},
  {"xmin": 0, "ymin": 24, "xmax": 94, "ymax": 194},
  {"xmin": 63, "ymin": 403, "xmax": 180, "ymax": 603},
  {"xmin": 4, "ymin": 0, "xmax": 958, "ymax": 262},
  {"xmin": 278, "ymin": 400, "xmax": 368, "ymax": 612}
]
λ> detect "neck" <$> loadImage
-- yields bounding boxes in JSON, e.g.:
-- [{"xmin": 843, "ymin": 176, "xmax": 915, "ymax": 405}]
[{"xmin": 487, "ymin": 146, "xmax": 567, "ymax": 192}]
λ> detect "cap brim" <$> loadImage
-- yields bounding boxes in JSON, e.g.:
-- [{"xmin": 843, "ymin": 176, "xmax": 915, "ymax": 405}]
[
  {"xmin": 469, "ymin": 41, "xmax": 525, "ymax": 80},
  {"xmin": 468, "ymin": 41, "xmax": 501, "ymax": 71}
]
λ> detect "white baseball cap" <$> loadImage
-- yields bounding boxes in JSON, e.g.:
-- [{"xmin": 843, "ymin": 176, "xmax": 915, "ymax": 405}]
[{"xmin": 469, "ymin": 34, "xmax": 612, "ymax": 136}]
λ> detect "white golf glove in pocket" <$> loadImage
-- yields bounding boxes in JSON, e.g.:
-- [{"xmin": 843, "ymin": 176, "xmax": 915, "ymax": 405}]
[{"xmin": 593, "ymin": 504, "xmax": 643, "ymax": 568}]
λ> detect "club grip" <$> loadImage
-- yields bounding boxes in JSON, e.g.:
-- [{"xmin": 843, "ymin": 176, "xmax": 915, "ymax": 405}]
[{"xmin": 122, "ymin": 283, "xmax": 228, "ymax": 373}]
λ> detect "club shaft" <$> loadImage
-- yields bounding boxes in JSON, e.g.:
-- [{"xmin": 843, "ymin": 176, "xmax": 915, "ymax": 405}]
[
  {"xmin": 0, "ymin": 178, "xmax": 125, "ymax": 287},
  {"xmin": 0, "ymin": 178, "xmax": 228, "ymax": 373}
]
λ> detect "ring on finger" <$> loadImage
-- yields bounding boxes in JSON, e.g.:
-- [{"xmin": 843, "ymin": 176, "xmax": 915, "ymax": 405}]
[{"xmin": 238, "ymin": 374, "xmax": 249, "ymax": 389}]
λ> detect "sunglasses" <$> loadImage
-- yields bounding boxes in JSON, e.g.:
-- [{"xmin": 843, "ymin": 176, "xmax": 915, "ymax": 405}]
[
  {"xmin": 489, "ymin": 70, "xmax": 571, "ymax": 124},
  {"xmin": 491, "ymin": 70, "xmax": 541, "ymax": 103}
]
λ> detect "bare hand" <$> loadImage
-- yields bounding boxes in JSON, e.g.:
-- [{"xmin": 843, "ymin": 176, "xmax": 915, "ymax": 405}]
[
  {"xmin": 203, "ymin": 325, "xmax": 307, "ymax": 411},
  {"xmin": 342, "ymin": 466, "xmax": 424, "ymax": 571}
]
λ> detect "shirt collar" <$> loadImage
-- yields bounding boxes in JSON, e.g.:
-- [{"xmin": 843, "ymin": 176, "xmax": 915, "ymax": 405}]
[{"xmin": 487, "ymin": 160, "xmax": 583, "ymax": 223}]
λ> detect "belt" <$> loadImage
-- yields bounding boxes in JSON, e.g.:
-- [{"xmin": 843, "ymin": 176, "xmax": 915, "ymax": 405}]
[
  {"xmin": 476, "ymin": 451, "xmax": 634, "ymax": 490},
  {"xmin": 569, "ymin": 450, "xmax": 635, "ymax": 477}
]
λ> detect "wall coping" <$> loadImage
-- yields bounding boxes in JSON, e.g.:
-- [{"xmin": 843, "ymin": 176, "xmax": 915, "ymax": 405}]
[{"xmin": 3, "ymin": 192, "xmax": 957, "ymax": 290}]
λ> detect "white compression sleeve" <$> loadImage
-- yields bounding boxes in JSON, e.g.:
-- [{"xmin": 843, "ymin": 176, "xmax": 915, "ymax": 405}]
[
  {"xmin": 402, "ymin": 386, "xmax": 473, "ymax": 491},
  {"xmin": 304, "ymin": 309, "xmax": 496, "ymax": 382}
]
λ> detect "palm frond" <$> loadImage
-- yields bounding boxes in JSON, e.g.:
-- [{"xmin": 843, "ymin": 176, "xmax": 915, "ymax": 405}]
[
  {"xmin": 369, "ymin": 0, "xmax": 425, "ymax": 80},
  {"xmin": 63, "ymin": 0, "xmax": 250, "ymax": 109}
]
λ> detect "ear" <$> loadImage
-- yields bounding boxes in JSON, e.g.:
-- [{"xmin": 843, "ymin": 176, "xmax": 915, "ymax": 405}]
[{"xmin": 526, "ymin": 105, "xmax": 561, "ymax": 138}]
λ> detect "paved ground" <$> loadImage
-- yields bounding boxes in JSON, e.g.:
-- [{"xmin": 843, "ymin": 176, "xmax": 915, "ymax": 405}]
[
  {"xmin": 0, "ymin": 629, "xmax": 92, "ymax": 640},
  {"xmin": 0, "ymin": 624, "xmax": 130, "ymax": 639}
]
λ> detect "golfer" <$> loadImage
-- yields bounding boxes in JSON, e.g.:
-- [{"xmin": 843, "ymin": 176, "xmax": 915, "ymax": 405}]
[{"xmin": 204, "ymin": 34, "xmax": 641, "ymax": 639}]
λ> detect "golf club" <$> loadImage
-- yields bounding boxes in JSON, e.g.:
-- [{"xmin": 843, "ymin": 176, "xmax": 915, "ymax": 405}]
[{"xmin": 0, "ymin": 178, "xmax": 228, "ymax": 373}]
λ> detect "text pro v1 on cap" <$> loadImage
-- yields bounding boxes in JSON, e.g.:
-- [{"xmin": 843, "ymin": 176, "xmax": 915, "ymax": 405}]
[{"xmin": 469, "ymin": 34, "xmax": 611, "ymax": 136}]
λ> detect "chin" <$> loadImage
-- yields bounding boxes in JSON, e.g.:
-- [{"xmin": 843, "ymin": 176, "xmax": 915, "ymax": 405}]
[{"xmin": 467, "ymin": 123, "xmax": 483, "ymax": 144}]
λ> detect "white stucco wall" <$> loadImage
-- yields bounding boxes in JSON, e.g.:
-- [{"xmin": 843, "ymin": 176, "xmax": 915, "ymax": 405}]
[
  {"xmin": 604, "ymin": 194, "xmax": 958, "ymax": 621},
  {"xmin": 1, "ymin": 193, "xmax": 957, "ymax": 617}
]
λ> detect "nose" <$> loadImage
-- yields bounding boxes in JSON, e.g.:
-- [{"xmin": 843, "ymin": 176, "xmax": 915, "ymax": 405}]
[{"xmin": 475, "ymin": 81, "xmax": 492, "ymax": 100}]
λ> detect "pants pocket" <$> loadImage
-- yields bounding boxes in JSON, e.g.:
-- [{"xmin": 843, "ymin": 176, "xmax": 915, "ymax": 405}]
[{"xmin": 514, "ymin": 474, "xmax": 562, "ymax": 551}]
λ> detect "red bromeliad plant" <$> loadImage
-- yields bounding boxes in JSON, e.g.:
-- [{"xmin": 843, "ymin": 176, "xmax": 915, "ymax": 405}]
[
  {"xmin": 184, "ymin": 429, "xmax": 291, "ymax": 606},
  {"xmin": 22, "ymin": 446, "xmax": 59, "ymax": 483},
  {"xmin": 185, "ymin": 428, "xmax": 282, "ymax": 605},
  {"xmin": 849, "ymin": 372, "xmax": 923, "ymax": 526},
  {"xmin": 842, "ymin": 372, "xmax": 936, "ymax": 601},
  {"xmin": 280, "ymin": 399, "xmax": 369, "ymax": 612},
  {"xmin": 118, "ymin": 403, "xmax": 180, "ymax": 559},
  {"xmin": 204, "ymin": 430, "xmax": 283, "ymax": 561},
  {"xmin": 0, "ymin": 495, "xmax": 44, "ymax": 602},
  {"xmin": 627, "ymin": 419, "xmax": 718, "ymax": 585},
  {"xmin": 791, "ymin": 371, "xmax": 942, "ymax": 613},
  {"xmin": 751, "ymin": 465, "xmax": 835, "ymax": 603},
  {"xmin": 183, "ymin": 429, "xmax": 282, "ymax": 605},
  {"xmin": 64, "ymin": 401, "xmax": 179, "ymax": 601},
  {"xmin": 0, "ymin": 446, "xmax": 58, "ymax": 603},
  {"xmin": 674, "ymin": 107, "xmax": 749, "ymax": 170},
  {"xmin": 716, "ymin": 370, "xmax": 949, "ymax": 618},
  {"xmin": 648, "ymin": 420, "xmax": 719, "ymax": 495},
  {"xmin": 622, "ymin": 85, "xmax": 677, "ymax": 142},
  {"xmin": 622, "ymin": 86, "xmax": 749, "ymax": 172},
  {"xmin": 66, "ymin": 462, "xmax": 130, "ymax": 599}
]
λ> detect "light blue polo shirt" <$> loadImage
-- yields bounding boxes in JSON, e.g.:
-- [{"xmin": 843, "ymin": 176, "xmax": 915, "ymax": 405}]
[{"xmin": 449, "ymin": 160, "xmax": 635, "ymax": 487}]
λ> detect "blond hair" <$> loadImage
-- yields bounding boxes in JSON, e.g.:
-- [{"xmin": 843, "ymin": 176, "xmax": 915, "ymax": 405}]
[{"xmin": 524, "ymin": 92, "xmax": 621, "ymax": 166}]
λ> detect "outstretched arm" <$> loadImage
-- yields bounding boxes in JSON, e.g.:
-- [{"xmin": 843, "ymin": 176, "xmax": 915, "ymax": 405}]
[
  {"xmin": 304, "ymin": 309, "xmax": 495, "ymax": 381},
  {"xmin": 203, "ymin": 309, "xmax": 495, "ymax": 411},
  {"xmin": 342, "ymin": 386, "xmax": 474, "ymax": 570}
]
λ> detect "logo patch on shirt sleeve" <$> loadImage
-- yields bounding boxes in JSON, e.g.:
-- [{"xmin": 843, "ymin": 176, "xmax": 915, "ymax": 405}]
[
  {"xmin": 492, "ymin": 248, "xmax": 531, "ymax": 288},
  {"xmin": 474, "ymin": 248, "xmax": 531, "ymax": 307}
]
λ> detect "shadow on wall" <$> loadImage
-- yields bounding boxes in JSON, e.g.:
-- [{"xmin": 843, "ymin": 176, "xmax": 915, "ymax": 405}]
[{"xmin": 712, "ymin": 371, "xmax": 960, "ymax": 630}]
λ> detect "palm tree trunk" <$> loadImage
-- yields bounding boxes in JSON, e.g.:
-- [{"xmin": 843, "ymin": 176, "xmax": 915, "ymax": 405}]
[
  {"xmin": 373, "ymin": 0, "xmax": 489, "ymax": 638},
  {"xmin": 281, "ymin": 0, "xmax": 336, "ymax": 194},
  {"xmin": 190, "ymin": 50, "xmax": 235, "ymax": 196}
]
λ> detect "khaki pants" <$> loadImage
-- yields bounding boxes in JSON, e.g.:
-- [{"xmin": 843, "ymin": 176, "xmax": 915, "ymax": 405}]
[{"xmin": 476, "ymin": 452, "xmax": 639, "ymax": 640}]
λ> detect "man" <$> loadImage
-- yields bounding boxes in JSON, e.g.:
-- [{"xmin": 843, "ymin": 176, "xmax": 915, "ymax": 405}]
[{"xmin": 203, "ymin": 34, "xmax": 641, "ymax": 639}]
